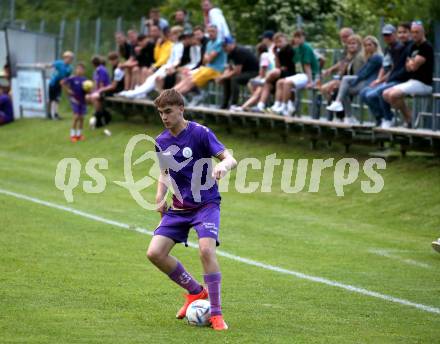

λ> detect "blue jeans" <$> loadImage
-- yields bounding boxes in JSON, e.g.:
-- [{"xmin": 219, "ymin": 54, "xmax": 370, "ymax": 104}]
[{"xmin": 360, "ymin": 82, "xmax": 398, "ymax": 121}]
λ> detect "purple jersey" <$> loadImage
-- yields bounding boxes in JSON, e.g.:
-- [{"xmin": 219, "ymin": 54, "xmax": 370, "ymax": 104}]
[
  {"xmin": 155, "ymin": 121, "xmax": 225, "ymax": 209},
  {"xmin": 93, "ymin": 65, "xmax": 110, "ymax": 89},
  {"xmin": 65, "ymin": 75, "xmax": 87, "ymax": 104}
]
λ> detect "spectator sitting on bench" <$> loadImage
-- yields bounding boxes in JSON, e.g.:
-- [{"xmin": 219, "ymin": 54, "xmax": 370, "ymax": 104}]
[
  {"xmin": 270, "ymin": 29, "xmax": 319, "ymax": 116},
  {"xmin": 115, "ymin": 31, "xmax": 132, "ymax": 61},
  {"xmin": 88, "ymin": 52, "xmax": 125, "ymax": 131},
  {"xmin": 321, "ymin": 27, "xmax": 354, "ymax": 80},
  {"xmin": 383, "ymin": 21, "xmax": 434, "ymax": 128},
  {"xmin": 118, "ymin": 26, "xmax": 183, "ymax": 99},
  {"xmin": 360, "ymin": 23, "xmax": 412, "ymax": 128},
  {"xmin": 131, "ymin": 33, "xmax": 156, "ymax": 88},
  {"xmin": 217, "ymin": 36, "xmax": 259, "ymax": 110},
  {"xmin": 236, "ymin": 43, "xmax": 275, "ymax": 111},
  {"xmin": 252, "ymin": 32, "xmax": 296, "ymax": 113},
  {"xmin": 326, "ymin": 36, "xmax": 383, "ymax": 123},
  {"xmin": 163, "ymin": 31, "xmax": 202, "ymax": 89},
  {"xmin": 321, "ymin": 34, "xmax": 365, "ymax": 121},
  {"xmin": 173, "ymin": 24, "xmax": 226, "ymax": 102},
  {"xmin": 0, "ymin": 78, "xmax": 13, "ymax": 126},
  {"xmin": 119, "ymin": 30, "xmax": 139, "ymax": 89}
]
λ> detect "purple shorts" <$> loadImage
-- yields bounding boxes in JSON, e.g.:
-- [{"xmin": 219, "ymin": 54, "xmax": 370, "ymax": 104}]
[
  {"xmin": 154, "ymin": 203, "xmax": 221, "ymax": 246},
  {"xmin": 70, "ymin": 101, "xmax": 87, "ymax": 116}
]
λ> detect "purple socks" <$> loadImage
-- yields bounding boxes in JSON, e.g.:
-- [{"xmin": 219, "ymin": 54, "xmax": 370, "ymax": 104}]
[
  {"xmin": 204, "ymin": 272, "xmax": 222, "ymax": 316},
  {"xmin": 168, "ymin": 261, "xmax": 203, "ymax": 295}
]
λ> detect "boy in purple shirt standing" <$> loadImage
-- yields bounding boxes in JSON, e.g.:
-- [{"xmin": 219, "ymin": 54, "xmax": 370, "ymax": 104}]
[
  {"xmin": 147, "ymin": 89, "xmax": 236, "ymax": 331},
  {"xmin": 61, "ymin": 63, "xmax": 88, "ymax": 142},
  {"xmin": 92, "ymin": 56, "xmax": 111, "ymax": 90}
]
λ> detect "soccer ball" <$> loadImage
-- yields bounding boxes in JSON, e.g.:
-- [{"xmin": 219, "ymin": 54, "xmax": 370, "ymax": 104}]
[
  {"xmin": 82, "ymin": 80, "xmax": 94, "ymax": 93},
  {"xmin": 186, "ymin": 299, "xmax": 211, "ymax": 326}
]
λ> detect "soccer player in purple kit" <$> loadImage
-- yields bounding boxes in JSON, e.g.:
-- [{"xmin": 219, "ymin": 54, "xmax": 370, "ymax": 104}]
[
  {"xmin": 147, "ymin": 89, "xmax": 236, "ymax": 331},
  {"xmin": 61, "ymin": 63, "xmax": 88, "ymax": 142}
]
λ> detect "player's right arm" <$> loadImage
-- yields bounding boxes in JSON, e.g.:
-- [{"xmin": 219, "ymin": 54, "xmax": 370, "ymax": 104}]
[{"xmin": 155, "ymin": 169, "xmax": 169, "ymax": 214}]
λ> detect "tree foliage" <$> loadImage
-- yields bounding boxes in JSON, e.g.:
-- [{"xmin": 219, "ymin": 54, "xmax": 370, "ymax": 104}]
[{"xmin": 10, "ymin": 0, "xmax": 440, "ymax": 45}]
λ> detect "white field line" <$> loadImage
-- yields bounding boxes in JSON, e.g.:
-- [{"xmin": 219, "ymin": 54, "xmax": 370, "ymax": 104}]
[
  {"xmin": 1, "ymin": 187, "xmax": 439, "ymax": 315},
  {"xmin": 369, "ymin": 248, "xmax": 432, "ymax": 269}
]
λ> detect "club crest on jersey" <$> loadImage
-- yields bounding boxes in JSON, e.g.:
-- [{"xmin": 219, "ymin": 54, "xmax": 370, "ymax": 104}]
[{"xmin": 182, "ymin": 147, "xmax": 193, "ymax": 158}]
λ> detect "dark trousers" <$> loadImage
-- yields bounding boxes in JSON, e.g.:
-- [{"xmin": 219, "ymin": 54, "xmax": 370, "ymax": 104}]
[{"xmin": 222, "ymin": 71, "xmax": 258, "ymax": 109}]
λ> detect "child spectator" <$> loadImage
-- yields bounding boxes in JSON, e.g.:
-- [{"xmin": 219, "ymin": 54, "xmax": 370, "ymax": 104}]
[
  {"xmin": 0, "ymin": 78, "xmax": 13, "ymax": 126},
  {"xmin": 326, "ymin": 36, "xmax": 383, "ymax": 123},
  {"xmin": 218, "ymin": 37, "xmax": 259, "ymax": 110},
  {"xmin": 173, "ymin": 25, "xmax": 226, "ymax": 97},
  {"xmin": 383, "ymin": 21, "xmax": 434, "ymax": 128},
  {"xmin": 270, "ymin": 29, "xmax": 319, "ymax": 116},
  {"xmin": 61, "ymin": 63, "xmax": 88, "ymax": 142},
  {"xmin": 234, "ymin": 43, "xmax": 274, "ymax": 111},
  {"xmin": 88, "ymin": 52, "xmax": 125, "ymax": 130},
  {"xmin": 252, "ymin": 32, "xmax": 295, "ymax": 112},
  {"xmin": 47, "ymin": 51, "xmax": 74, "ymax": 120},
  {"xmin": 91, "ymin": 55, "xmax": 111, "ymax": 91}
]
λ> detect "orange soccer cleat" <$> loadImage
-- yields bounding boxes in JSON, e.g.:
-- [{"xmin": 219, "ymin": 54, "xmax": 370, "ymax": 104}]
[
  {"xmin": 70, "ymin": 136, "xmax": 78, "ymax": 143},
  {"xmin": 210, "ymin": 315, "xmax": 228, "ymax": 331},
  {"xmin": 176, "ymin": 287, "xmax": 208, "ymax": 319},
  {"xmin": 77, "ymin": 135, "xmax": 85, "ymax": 141}
]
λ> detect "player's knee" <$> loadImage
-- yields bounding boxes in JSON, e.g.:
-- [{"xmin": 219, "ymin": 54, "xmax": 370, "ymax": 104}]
[
  {"xmin": 199, "ymin": 245, "xmax": 215, "ymax": 261},
  {"xmin": 146, "ymin": 248, "xmax": 163, "ymax": 263}
]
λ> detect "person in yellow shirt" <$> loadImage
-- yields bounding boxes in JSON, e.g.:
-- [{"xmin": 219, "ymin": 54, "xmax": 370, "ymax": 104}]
[{"xmin": 151, "ymin": 27, "xmax": 174, "ymax": 73}]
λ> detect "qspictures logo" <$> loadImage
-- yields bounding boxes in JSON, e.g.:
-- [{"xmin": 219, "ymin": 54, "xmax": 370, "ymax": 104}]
[{"xmin": 54, "ymin": 134, "xmax": 386, "ymax": 210}]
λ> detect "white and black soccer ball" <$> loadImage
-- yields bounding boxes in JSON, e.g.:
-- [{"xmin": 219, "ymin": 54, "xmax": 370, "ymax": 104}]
[{"xmin": 186, "ymin": 299, "xmax": 211, "ymax": 326}]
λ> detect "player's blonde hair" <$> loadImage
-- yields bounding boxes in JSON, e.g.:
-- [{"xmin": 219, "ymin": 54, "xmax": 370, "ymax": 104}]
[{"xmin": 154, "ymin": 89, "xmax": 185, "ymax": 108}]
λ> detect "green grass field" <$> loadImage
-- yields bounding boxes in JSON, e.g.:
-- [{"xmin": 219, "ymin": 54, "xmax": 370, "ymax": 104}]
[{"xmin": 1, "ymin": 112, "xmax": 440, "ymax": 343}]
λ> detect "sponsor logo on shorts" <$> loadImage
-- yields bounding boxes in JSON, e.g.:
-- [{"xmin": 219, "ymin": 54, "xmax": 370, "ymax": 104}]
[{"xmin": 203, "ymin": 222, "xmax": 218, "ymax": 234}]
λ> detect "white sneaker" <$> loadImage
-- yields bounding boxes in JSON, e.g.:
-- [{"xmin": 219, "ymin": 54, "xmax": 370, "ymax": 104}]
[
  {"xmin": 286, "ymin": 103, "xmax": 296, "ymax": 116},
  {"xmin": 116, "ymin": 91, "xmax": 128, "ymax": 97},
  {"xmin": 432, "ymin": 239, "xmax": 440, "ymax": 254},
  {"xmin": 381, "ymin": 120, "xmax": 393, "ymax": 129},
  {"xmin": 229, "ymin": 105, "xmax": 243, "ymax": 112},
  {"xmin": 270, "ymin": 103, "xmax": 283, "ymax": 114},
  {"xmin": 344, "ymin": 117, "xmax": 360, "ymax": 125},
  {"xmin": 326, "ymin": 101, "xmax": 344, "ymax": 112},
  {"xmin": 281, "ymin": 107, "xmax": 290, "ymax": 117},
  {"xmin": 251, "ymin": 105, "xmax": 264, "ymax": 113}
]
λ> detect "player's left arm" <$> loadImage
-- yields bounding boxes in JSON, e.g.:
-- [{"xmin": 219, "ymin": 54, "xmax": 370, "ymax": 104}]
[{"xmin": 212, "ymin": 150, "xmax": 237, "ymax": 180}]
